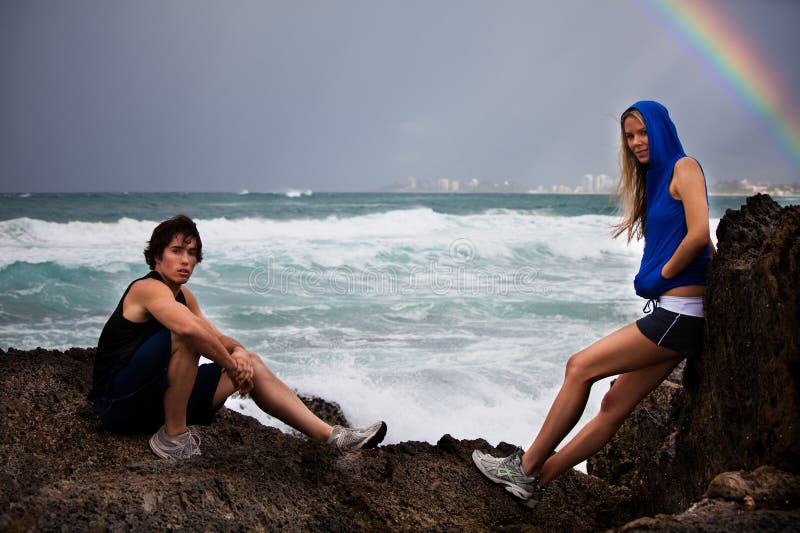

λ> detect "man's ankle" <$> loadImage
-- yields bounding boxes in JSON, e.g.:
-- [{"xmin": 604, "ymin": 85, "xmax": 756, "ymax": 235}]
[{"xmin": 163, "ymin": 425, "xmax": 188, "ymax": 439}]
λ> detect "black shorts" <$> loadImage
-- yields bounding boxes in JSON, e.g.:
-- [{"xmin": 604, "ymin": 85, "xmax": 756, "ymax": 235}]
[
  {"xmin": 94, "ymin": 329, "xmax": 224, "ymax": 434},
  {"xmin": 636, "ymin": 306, "xmax": 704, "ymax": 359}
]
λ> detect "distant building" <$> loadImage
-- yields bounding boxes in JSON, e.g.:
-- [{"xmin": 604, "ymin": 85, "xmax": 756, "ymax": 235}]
[
  {"xmin": 438, "ymin": 178, "xmax": 450, "ymax": 192},
  {"xmin": 581, "ymin": 174, "xmax": 593, "ymax": 193},
  {"xmin": 576, "ymin": 173, "xmax": 615, "ymax": 193},
  {"xmin": 408, "ymin": 176, "xmax": 417, "ymax": 191},
  {"xmin": 451, "ymin": 180, "xmax": 460, "ymax": 192},
  {"xmin": 595, "ymin": 174, "xmax": 615, "ymax": 193}
]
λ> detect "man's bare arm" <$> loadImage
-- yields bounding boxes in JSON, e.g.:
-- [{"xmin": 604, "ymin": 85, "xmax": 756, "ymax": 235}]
[
  {"xmin": 128, "ymin": 279, "xmax": 244, "ymax": 377},
  {"xmin": 182, "ymin": 289, "xmax": 246, "ymax": 354}
]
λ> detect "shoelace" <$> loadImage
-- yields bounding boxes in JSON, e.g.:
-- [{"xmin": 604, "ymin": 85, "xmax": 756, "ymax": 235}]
[
  {"xmin": 186, "ymin": 431, "xmax": 201, "ymax": 457},
  {"xmin": 510, "ymin": 451, "xmax": 543, "ymax": 485},
  {"xmin": 334, "ymin": 427, "xmax": 363, "ymax": 447},
  {"xmin": 175, "ymin": 431, "xmax": 201, "ymax": 458}
]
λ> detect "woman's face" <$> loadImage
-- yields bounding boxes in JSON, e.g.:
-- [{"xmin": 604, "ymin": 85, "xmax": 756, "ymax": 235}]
[{"xmin": 623, "ymin": 115, "xmax": 649, "ymax": 164}]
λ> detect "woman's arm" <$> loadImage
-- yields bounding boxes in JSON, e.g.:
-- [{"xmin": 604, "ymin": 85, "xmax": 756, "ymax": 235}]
[{"xmin": 661, "ymin": 157, "xmax": 711, "ymax": 279}]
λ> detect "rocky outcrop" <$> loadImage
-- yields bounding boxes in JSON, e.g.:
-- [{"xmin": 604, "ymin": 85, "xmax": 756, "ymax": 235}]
[
  {"xmin": 614, "ymin": 466, "xmax": 800, "ymax": 532},
  {"xmin": 591, "ymin": 194, "xmax": 800, "ymax": 521},
  {"xmin": 0, "ymin": 346, "xmax": 634, "ymax": 532},
  {"xmin": 680, "ymin": 194, "xmax": 800, "ymax": 480}
]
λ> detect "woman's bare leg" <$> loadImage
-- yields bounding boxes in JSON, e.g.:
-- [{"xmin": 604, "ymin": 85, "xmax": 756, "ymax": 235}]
[
  {"xmin": 538, "ymin": 357, "xmax": 680, "ymax": 484},
  {"xmin": 520, "ymin": 323, "xmax": 682, "ymax": 476},
  {"xmin": 213, "ymin": 353, "xmax": 332, "ymax": 441}
]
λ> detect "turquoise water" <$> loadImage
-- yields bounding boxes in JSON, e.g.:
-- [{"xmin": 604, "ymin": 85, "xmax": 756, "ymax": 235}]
[{"xmin": 1, "ymin": 192, "xmax": 794, "ymax": 447}]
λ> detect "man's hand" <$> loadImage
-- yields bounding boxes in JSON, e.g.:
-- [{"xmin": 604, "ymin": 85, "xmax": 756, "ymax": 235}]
[{"xmin": 227, "ymin": 347, "xmax": 255, "ymax": 395}]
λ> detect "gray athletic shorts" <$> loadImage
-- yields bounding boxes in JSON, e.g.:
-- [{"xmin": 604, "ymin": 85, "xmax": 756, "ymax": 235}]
[{"xmin": 636, "ymin": 306, "xmax": 704, "ymax": 359}]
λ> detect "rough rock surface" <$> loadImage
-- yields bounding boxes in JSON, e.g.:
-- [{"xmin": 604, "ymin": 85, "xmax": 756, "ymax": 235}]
[
  {"xmin": 0, "ymin": 346, "xmax": 634, "ymax": 532},
  {"xmin": 704, "ymin": 465, "xmax": 800, "ymax": 508},
  {"xmin": 612, "ymin": 466, "xmax": 800, "ymax": 532},
  {"xmin": 680, "ymin": 195, "xmax": 800, "ymax": 481},
  {"xmin": 614, "ymin": 498, "xmax": 800, "ymax": 533},
  {"xmin": 591, "ymin": 194, "xmax": 800, "ymax": 521}
]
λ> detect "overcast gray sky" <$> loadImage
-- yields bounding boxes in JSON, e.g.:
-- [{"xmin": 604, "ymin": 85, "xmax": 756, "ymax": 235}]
[{"xmin": 1, "ymin": 0, "xmax": 798, "ymax": 193}]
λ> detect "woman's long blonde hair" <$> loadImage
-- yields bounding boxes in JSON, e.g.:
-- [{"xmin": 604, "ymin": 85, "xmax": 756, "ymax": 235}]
[{"xmin": 612, "ymin": 108, "xmax": 648, "ymax": 243}]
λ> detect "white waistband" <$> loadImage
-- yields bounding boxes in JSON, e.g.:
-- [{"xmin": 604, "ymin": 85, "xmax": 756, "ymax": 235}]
[{"xmin": 659, "ymin": 295, "xmax": 704, "ymax": 317}]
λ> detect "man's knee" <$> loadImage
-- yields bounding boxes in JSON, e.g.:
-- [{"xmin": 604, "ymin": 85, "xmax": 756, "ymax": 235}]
[
  {"xmin": 251, "ymin": 352, "xmax": 276, "ymax": 380},
  {"xmin": 170, "ymin": 332, "xmax": 199, "ymax": 357},
  {"xmin": 170, "ymin": 332, "xmax": 200, "ymax": 361}
]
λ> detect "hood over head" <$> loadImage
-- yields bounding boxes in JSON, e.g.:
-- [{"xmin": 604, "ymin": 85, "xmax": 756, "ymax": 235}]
[{"xmin": 625, "ymin": 100, "xmax": 685, "ymax": 170}]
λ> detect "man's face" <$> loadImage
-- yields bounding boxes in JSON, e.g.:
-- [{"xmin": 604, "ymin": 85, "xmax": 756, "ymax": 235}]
[{"xmin": 154, "ymin": 234, "xmax": 198, "ymax": 286}]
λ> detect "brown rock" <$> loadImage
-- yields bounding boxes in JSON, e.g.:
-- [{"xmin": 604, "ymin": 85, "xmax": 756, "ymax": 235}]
[
  {"xmin": 613, "ymin": 498, "xmax": 800, "ymax": 532},
  {"xmin": 704, "ymin": 466, "xmax": 800, "ymax": 509},
  {"xmin": 0, "ymin": 346, "xmax": 632, "ymax": 531},
  {"xmin": 614, "ymin": 466, "xmax": 800, "ymax": 532},
  {"xmin": 676, "ymin": 195, "xmax": 800, "ymax": 495}
]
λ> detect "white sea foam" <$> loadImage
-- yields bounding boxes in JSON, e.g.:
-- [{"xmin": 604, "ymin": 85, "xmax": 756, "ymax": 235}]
[
  {"xmin": 284, "ymin": 189, "xmax": 313, "ymax": 198},
  {"xmin": 0, "ymin": 211, "xmax": 721, "ymax": 269},
  {"xmin": 0, "ymin": 217, "xmax": 154, "ymax": 268}
]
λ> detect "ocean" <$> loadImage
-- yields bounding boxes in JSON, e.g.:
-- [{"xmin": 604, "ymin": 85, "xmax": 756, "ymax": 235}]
[{"xmin": 1, "ymin": 192, "xmax": 796, "ymax": 456}]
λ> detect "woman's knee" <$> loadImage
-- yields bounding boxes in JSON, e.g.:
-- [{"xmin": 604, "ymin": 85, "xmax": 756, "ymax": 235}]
[
  {"xmin": 599, "ymin": 384, "xmax": 634, "ymax": 423},
  {"xmin": 564, "ymin": 351, "xmax": 596, "ymax": 385}
]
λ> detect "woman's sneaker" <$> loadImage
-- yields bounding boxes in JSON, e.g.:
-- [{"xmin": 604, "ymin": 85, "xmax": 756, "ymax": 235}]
[
  {"xmin": 149, "ymin": 426, "xmax": 202, "ymax": 460},
  {"xmin": 472, "ymin": 448, "xmax": 544, "ymax": 508},
  {"xmin": 327, "ymin": 421, "xmax": 387, "ymax": 451}
]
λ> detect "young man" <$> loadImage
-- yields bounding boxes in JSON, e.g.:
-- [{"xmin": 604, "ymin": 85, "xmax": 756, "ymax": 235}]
[{"xmin": 90, "ymin": 214, "xmax": 386, "ymax": 460}]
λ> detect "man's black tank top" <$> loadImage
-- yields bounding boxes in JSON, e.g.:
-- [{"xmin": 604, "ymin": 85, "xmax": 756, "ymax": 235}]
[{"xmin": 89, "ymin": 271, "xmax": 186, "ymax": 399}]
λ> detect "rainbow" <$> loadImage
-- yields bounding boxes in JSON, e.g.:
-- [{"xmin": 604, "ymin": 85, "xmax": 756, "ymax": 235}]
[{"xmin": 649, "ymin": 0, "xmax": 800, "ymax": 175}]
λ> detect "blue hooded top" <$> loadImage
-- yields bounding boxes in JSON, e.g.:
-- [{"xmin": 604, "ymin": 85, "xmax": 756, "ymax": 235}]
[{"xmin": 628, "ymin": 100, "xmax": 711, "ymax": 299}]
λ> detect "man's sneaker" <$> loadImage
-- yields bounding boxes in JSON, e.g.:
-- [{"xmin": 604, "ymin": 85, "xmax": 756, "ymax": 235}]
[
  {"xmin": 149, "ymin": 426, "xmax": 202, "ymax": 461},
  {"xmin": 327, "ymin": 421, "xmax": 387, "ymax": 451},
  {"xmin": 472, "ymin": 448, "xmax": 544, "ymax": 508}
]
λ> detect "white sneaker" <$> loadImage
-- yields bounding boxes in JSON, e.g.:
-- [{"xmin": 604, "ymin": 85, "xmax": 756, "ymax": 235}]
[
  {"xmin": 472, "ymin": 448, "xmax": 544, "ymax": 508},
  {"xmin": 149, "ymin": 426, "xmax": 201, "ymax": 460},
  {"xmin": 327, "ymin": 421, "xmax": 387, "ymax": 451}
]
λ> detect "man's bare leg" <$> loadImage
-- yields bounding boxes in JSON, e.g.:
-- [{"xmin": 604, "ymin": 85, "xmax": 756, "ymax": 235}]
[
  {"xmin": 163, "ymin": 332, "xmax": 200, "ymax": 436},
  {"xmin": 213, "ymin": 353, "xmax": 332, "ymax": 441}
]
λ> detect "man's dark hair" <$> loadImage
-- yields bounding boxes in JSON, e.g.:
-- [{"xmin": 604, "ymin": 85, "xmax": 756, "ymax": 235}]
[{"xmin": 143, "ymin": 214, "xmax": 203, "ymax": 269}]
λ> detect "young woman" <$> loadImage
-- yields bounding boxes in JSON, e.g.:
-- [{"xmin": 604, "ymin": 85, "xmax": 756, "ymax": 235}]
[{"xmin": 472, "ymin": 100, "xmax": 713, "ymax": 507}]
